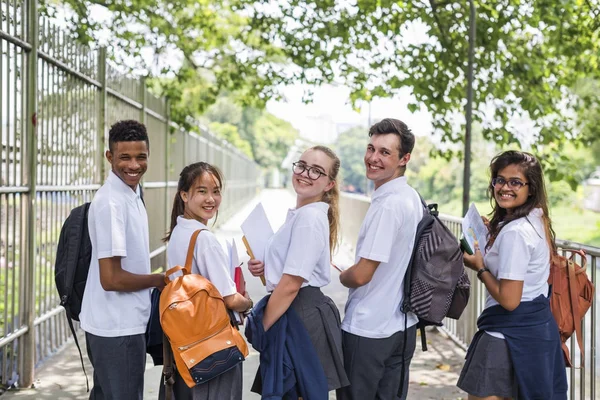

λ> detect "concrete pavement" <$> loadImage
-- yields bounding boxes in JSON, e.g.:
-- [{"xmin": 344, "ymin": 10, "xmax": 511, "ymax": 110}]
[{"xmin": 3, "ymin": 189, "xmax": 466, "ymax": 400}]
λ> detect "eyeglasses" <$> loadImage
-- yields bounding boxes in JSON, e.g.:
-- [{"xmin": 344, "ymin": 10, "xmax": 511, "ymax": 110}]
[
  {"xmin": 292, "ymin": 162, "xmax": 328, "ymax": 180},
  {"xmin": 491, "ymin": 177, "xmax": 529, "ymax": 190}
]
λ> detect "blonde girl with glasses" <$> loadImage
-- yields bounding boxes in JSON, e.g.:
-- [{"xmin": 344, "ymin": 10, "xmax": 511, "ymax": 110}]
[
  {"xmin": 457, "ymin": 150, "xmax": 567, "ymax": 400},
  {"xmin": 247, "ymin": 145, "xmax": 350, "ymax": 398}
]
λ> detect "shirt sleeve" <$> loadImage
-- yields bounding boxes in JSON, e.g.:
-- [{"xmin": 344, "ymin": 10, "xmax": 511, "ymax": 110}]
[
  {"xmin": 194, "ymin": 234, "xmax": 237, "ymax": 298},
  {"xmin": 494, "ymin": 228, "xmax": 533, "ymax": 281},
  {"xmin": 282, "ymin": 212, "xmax": 327, "ymax": 281},
  {"xmin": 357, "ymin": 204, "xmax": 401, "ymax": 263},
  {"xmin": 94, "ymin": 202, "xmax": 127, "ymax": 259}
]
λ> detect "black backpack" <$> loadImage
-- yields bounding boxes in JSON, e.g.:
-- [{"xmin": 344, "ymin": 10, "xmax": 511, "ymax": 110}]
[
  {"xmin": 55, "ymin": 203, "xmax": 92, "ymax": 322},
  {"xmin": 54, "ymin": 202, "xmax": 92, "ymax": 390}
]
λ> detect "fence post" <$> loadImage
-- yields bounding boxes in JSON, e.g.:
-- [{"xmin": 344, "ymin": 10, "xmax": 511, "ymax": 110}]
[
  {"xmin": 97, "ymin": 47, "xmax": 107, "ymax": 181},
  {"xmin": 21, "ymin": 0, "xmax": 39, "ymax": 388},
  {"xmin": 140, "ymin": 76, "xmax": 147, "ymax": 125},
  {"xmin": 164, "ymin": 99, "xmax": 170, "ymax": 233}
]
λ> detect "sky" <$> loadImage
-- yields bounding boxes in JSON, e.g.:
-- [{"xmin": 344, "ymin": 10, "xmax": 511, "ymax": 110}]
[{"xmin": 266, "ymin": 83, "xmax": 434, "ymax": 139}]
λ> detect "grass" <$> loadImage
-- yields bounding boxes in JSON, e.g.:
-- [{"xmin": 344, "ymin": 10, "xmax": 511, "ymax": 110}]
[{"xmin": 440, "ymin": 200, "xmax": 600, "ymax": 248}]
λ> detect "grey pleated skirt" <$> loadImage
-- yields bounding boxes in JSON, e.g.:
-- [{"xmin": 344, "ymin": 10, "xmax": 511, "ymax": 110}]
[
  {"xmin": 457, "ymin": 332, "xmax": 519, "ymax": 399},
  {"xmin": 252, "ymin": 286, "xmax": 350, "ymax": 393}
]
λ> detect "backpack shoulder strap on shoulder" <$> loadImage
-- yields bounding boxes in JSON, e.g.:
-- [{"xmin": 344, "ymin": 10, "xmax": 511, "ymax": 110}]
[{"xmin": 184, "ymin": 229, "xmax": 206, "ymax": 274}]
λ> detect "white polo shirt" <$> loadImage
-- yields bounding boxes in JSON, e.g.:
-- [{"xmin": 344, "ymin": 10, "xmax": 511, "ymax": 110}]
[
  {"xmin": 167, "ymin": 217, "xmax": 237, "ymax": 298},
  {"xmin": 80, "ymin": 171, "xmax": 151, "ymax": 337},
  {"xmin": 341, "ymin": 176, "xmax": 423, "ymax": 339},
  {"xmin": 264, "ymin": 202, "xmax": 331, "ymax": 292},
  {"xmin": 484, "ymin": 208, "xmax": 550, "ymax": 339}
]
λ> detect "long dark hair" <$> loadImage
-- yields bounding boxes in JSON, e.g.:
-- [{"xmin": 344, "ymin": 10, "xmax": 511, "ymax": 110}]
[
  {"xmin": 309, "ymin": 145, "xmax": 341, "ymax": 255},
  {"xmin": 486, "ymin": 150, "xmax": 555, "ymax": 253},
  {"xmin": 163, "ymin": 162, "xmax": 224, "ymax": 242}
]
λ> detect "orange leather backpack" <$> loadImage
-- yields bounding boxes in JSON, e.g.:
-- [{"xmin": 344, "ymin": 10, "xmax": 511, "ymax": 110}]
[
  {"xmin": 548, "ymin": 249, "xmax": 594, "ymax": 367},
  {"xmin": 160, "ymin": 229, "xmax": 248, "ymax": 388}
]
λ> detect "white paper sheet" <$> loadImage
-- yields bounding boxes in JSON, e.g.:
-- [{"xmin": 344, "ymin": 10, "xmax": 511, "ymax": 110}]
[
  {"xmin": 462, "ymin": 203, "xmax": 489, "ymax": 255},
  {"xmin": 240, "ymin": 203, "xmax": 274, "ymax": 262}
]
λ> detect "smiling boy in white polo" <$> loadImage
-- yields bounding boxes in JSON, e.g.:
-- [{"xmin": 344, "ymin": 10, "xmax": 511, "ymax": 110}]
[
  {"xmin": 338, "ymin": 118, "xmax": 423, "ymax": 400},
  {"xmin": 80, "ymin": 120, "xmax": 165, "ymax": 400}
]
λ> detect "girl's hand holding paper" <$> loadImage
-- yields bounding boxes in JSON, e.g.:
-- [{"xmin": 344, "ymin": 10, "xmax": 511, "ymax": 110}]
[{"xmin": 248, "ymin": 258, "xmax": 265, "ymax": 277}]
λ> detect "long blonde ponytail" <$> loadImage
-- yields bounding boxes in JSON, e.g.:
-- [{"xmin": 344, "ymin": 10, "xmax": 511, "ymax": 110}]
[{"xmin": 310, "ymin": 145, "xmax": 341, "ymax": 255}]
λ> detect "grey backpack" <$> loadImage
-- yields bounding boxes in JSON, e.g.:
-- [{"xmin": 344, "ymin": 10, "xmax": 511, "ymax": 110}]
[{"xmin": 402, "ymin": 197, "xmax": 470, "ymax": 349}]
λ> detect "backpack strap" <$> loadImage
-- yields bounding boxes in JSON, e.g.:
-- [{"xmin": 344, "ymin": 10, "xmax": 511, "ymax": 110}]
[
  {"xmin": 162, "ymin": 333, "xmax": 175, "ymax": 400},
  {"xmin": 567, "ymin": 257, "xmax": 585, "ymax": 367},
  {"xmin": 66, "ymin": 313, "xmax": 89, "ymax": 392},
  {"xmin": 184, "ymin": 229, "xmax": 205, "ymax": 274}
]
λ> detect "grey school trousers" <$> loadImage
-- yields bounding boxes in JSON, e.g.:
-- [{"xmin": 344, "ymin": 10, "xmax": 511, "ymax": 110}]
[
  {"xmin": 85, "ymin": 332, "xmax": 146, "ymax": 400},
  {"xmin": 338, "ymin": 325, "xmax": 417, "ymax": 400}
]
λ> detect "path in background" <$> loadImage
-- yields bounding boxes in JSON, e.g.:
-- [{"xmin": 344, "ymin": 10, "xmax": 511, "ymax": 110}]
[{"xmin": 3, "ymin": 189, "xmax": 466, "ymax": 400}]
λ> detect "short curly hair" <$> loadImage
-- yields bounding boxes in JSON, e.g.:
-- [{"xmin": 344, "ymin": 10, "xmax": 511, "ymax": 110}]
[{"xmin": 108, "ymin": 120, "xmax": 149, "ymax": 152}]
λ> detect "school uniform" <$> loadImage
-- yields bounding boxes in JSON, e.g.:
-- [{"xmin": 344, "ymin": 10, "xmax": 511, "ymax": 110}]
[
  {"xmin": 457, "ymin": 208, "xmax": 568, "ymax": 399},
  {"xmin": 80, "ymin": 171, "xmax": 151, "ymax": 400},
  {"xmin": 255, "ymin": 201, "xmax": 349, "ymax": 393},
  {"xmin": 339, "ymin": 176, "xmax": 423, "ymax": 400},
  {"xmin": 162, "ymin": 217, "xmax": 241, "ymax": 400}
]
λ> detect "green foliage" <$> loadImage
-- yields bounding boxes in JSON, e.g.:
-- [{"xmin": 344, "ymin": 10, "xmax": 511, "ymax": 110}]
[
  {"xmin": 202, "ymin": 97, "xmax": 299, "ymax": 168},
  {"xmin": 49, "ymin": 0, "xmax": 600, "ymax": 184},
  {"xmin": 242, "ymin": 0, "xmax": 600, "ymax": 180},
  {"xmin": 45, "ymin": 0, "xmax": 289, "ymax": 132},
  {"xmin": 207, "ymin": 122, "xmax": 253, "ymax": 158},
  {"xmin": 252, "ymin": 113, "xmax": 299, "ymax": 168},
  {"xmin": 335, "ymin": 126, "xmax": 368, "ymax": 193}
]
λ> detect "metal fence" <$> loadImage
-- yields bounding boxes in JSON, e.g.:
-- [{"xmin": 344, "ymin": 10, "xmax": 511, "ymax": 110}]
[
  {"xmin": 339, "ymin": 193, "xmax": 599, "ymax": 400},
  {"xmin": 0, "ymin": 0, "xmax": 260, "ymax": 388}
]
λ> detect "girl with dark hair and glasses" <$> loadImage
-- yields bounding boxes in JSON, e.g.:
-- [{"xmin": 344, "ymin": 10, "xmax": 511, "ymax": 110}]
[
  {"xmin": 457, "ymin": 150, "xmax": 567, "ymax": 400},
  {"xmin": 247, "ymin": 146, "xmax": 349, "ymax": 398}
]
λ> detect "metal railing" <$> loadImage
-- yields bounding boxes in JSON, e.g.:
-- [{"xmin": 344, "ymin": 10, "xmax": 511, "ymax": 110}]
[
  {"xmin": 339, "ymin": 192, "xmax": 599, "ymax": 400},
  {"xmin": 0, "ymin": 0, "xmax": 260, "ymax": 388}
]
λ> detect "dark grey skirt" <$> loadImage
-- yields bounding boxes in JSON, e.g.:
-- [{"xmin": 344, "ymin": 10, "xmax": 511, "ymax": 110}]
[
  {"xmin": 252, "ymin": 286, "xmax": 350, "ymax": 393},
  {"xmin": 457, "ymin": 332, "xmax": 519, "ymax": 399}
]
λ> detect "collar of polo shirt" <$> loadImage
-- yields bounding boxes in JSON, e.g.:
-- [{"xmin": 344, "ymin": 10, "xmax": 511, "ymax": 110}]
[{"xmin": 107, "ymin": 170, "xmax": 142, "ymax": 201}]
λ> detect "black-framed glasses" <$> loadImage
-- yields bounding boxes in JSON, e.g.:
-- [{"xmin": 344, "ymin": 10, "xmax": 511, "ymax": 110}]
[
  {"xmin": 491, "ymin": 177, "xmax": 529, "ymax": 190},
  {"xmin": 292, "ymin": 162, "xmax": 328, "ymax": 180}
]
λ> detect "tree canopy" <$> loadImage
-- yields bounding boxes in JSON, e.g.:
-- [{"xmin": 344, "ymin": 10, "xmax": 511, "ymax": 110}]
[{"xmin": 50, "ymin": 0, "xmax": 600, "ymax": 179}]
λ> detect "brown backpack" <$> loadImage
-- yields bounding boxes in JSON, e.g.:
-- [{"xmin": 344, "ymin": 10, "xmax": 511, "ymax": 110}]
[
  {"xmin": 160, "ymin": 229, "xmax": 248, "ymax": 388},
  {"xmin": 548, "ymin": 249, "xmax": 595, "ymax": 367}
]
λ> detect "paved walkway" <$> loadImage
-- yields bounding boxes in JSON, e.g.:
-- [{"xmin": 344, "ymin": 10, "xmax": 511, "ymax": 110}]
[{"xmin": 3, "ymin": 189, "xmax": 466, "ymax": 399}]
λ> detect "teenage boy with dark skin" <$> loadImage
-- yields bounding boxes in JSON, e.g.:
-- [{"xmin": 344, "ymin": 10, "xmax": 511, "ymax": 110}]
[
  {"xmin": 80, "ymin": 120, "xmax": 165, "ymax": 400},
  {"xmin": 338, "ymin": 118, "xmax": 423, "ymax": 400}
]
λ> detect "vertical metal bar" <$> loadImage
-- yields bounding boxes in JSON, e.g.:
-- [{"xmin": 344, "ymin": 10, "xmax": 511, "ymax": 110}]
[
  {"xmin": 97, "ymin": 47, "xmax": 106, "ymax": 182},
  {"xmin": 1, "ymin": 195, "xmax": 7, "ymax": 384},
  {"xmin": 463, "ymin": 0, "xmax": 476, "ymax": 216},
  {"xmin": 164, "ymin": 99, "xmax": 170, "ymax": 235},
  {"xmin": 590, "ymin": 255, "xmax": 596, "ymax": 400},
  {"xmin": 140, "ymin": 76, "xmax": 147, "ymax": 125},
  {"xmin": 21, "ymin": 0, "xmax": 38, "ymax": 388},
  {"xmin": 0, "ymin": 13, "xmax": 3, "ymax": 188}
]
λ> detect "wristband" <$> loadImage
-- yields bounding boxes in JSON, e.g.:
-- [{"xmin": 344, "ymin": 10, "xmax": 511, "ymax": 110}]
[{"xmin": 477, "ymin": 267, "xmax": 490, "ymax": 280}]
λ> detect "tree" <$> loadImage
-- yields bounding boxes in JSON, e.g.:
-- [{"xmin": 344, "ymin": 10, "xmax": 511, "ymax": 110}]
[
  {"xmin": 202, "ymin": 96, "xmax": 299, "ymax": 168},
  {"xmin": 335, "ymin": 126, "xmax": 368, "ymax": 192},
  {"xmin": 51, "ymin": 0, "xmax": 600, "ymax": 184},
  {"xmin": 46, "ymin": 0, "xmax": 289, "ymax": 131},
  {"xmin": 207, "ymin": 122, "xmax": 253, "ymax": 158},
  {"xmin": 242, "ymin": 0, "xmax": 600, "ymax": 180}
]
